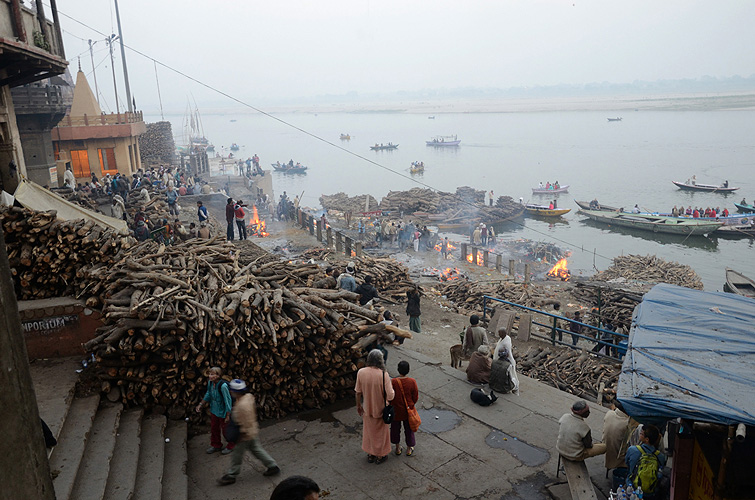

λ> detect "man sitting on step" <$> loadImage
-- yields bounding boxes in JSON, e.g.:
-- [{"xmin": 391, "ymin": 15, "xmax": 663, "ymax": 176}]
[{"xmin": 556, "ymin": 400, "xmax": 607, "ymax": 461}]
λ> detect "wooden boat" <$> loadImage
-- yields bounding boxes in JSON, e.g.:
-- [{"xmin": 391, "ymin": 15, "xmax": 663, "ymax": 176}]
[
  {"xmin": 426, "ymin": 135, "xmax": 460, "ymax": 147},
  {"xmin": 607, "ymin": 117, "xmax": 622, "ymax": 122},
  {"xmin": 410, "ymin": 166, "xmax": 424, "ymax": 174},
  {"xmin": 724, "ymin": 269, "xmax": 755, "ymax": 297},
  {"xmin": 715, "ymin": 224, "xmax": 755, "ymax": 239},
  {"xmin": 575, "ymin": 200, "xmax": 620, "ymax": 212},
  {"xmin": 532, "ymin": 184, "xmax": 569, "ymax": 194},
  {"xmin": 340, "ymin": 134, "xmax": 350, "ymax": 140},
  {"xmin": 271, "ymin": 162, "xmax": 308, "ymax": 174},
  {"xmin": 435, "ymin": 207, "xmax": 526, "ymax": 231},
  {"xmin": 370, "ymin": 143, "xmax": 398, "ymax": 150},
  {"xmin": 735, "ymin": 202, "xmax": 755, "ymax": 213},
  {"xmin": 230, "ymin": 143, "xmax": 240, "ymax": 151},
  {"xmin": 672, "ymin": 180, "xmax": 739, "ymax": 193},
  {"xmin": 578, "ymin": 209, "xmax": 723, "ymax": 235},
  {"xmin": 524, "ymin": 204, "xmax": 571, "ymax": 217}
]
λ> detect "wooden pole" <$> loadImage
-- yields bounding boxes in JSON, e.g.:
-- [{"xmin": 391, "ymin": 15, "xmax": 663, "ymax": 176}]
[
  {"xmin": 509, "ymin": 259, "xmax": 515, "ymax": 276},
  {"xmin": 495, "ymin": 254, "xmax": 502, "ymax": 272},
  {"xmin": 335, "ymin": 232, "xmax": 343, "ymax": 252},
  {"xmin": 524, "ymin": 263, "xmax": 531, "ymax": 283},
  {"xmin": 326, "ymin": 227, "xmax": 333, "ymax": 248},
  {"xmin": 0, "ymin": 228, "xmax": 55, "ymax": 499}
]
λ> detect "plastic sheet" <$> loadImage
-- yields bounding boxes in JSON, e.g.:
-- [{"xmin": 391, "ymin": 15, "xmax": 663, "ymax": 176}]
[{"xmin": 617, "ymin": 283, "xmax": 755, "ymax": 426}]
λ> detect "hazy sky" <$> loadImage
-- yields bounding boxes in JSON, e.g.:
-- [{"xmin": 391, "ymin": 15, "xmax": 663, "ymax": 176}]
[{"xmin": 55, "ymin": 0, "xmax": 755, "ymax": 113}]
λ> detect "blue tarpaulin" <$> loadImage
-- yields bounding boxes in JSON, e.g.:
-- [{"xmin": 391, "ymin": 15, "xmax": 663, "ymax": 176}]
[{"xmin": 617, "ymin": 283, "xmax": 755, "ymax": 426}]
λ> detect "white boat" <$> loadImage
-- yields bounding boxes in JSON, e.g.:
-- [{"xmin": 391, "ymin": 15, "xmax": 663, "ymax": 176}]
[{"xmin": 426, "ymin": 135, "xmax": 460, "ymax": 147}]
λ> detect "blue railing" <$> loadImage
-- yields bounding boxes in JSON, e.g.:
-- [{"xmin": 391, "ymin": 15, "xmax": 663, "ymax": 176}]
[{"xmin": 482, "ymin": 295, "xmax": 628, "ymax": 361}]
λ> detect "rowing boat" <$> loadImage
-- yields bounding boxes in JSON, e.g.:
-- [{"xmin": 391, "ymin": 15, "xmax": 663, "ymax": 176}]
[
  {"xmin": 370, "ymin": 144, "xmax": 398, "ymax": 150},
  {"xmin": 524, "ymin": 204, "xmax": 570, "ymax": 217},
  {"xmin": 435, "ymin": 207, "xmax": 526, "ymax": 231},
  {"xmin": 724, "ymin": 269, "xmax": 755, "ymax": 297},
  {"xmin": 574, "ymin": 200, "xmax": 620, "ymax": 212},
  {"xmin": 735, "ymin": 202, "xmax": 755, "ymax": 213},
  {"xmin": 671, "ymin": 180, "xmax": 739, "ymax": 192},
  {"xmin": 271, "ymin": 162, "xmax": 308, "ymax": 174},
  {"xmin": 532, "ymin": 185, "xmax": 569, "ymax": 194},
  {"xmin": 715, "ymin": 224, "xmax": 755, "ymax": 238},
  {"xmin": 575, "ymin": 200, "xmax": 751, "ymax": 225},
  {"xmin": 578, "ymin": 209, "xmax": 723, "ymax": 235}
]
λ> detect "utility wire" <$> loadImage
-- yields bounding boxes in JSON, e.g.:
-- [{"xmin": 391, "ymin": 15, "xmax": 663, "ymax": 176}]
[{"xmin": 56, "ymin": 8, "xmax": 613, "ymax": 264}]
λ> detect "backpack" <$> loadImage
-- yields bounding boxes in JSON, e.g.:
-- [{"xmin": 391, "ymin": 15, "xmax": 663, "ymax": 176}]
[{"xmin": 630, "ymin": 445, "xmax": 660, "ymax": 492}]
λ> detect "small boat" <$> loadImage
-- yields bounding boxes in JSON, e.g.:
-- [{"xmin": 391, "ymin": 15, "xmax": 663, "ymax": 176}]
[
  {"xmin": 532, "ymin": 184, "xmax": 569, "ymax": 194},
  {"xmin": 524, "ymin": 204, "xmax": 570, "ymax": 217},
  {"xmin": 370, "ymin": 143, "xmax": 398, "ymax": 150},
  {"xmin": 230, "ymin": 143, "xmax": 240, "ymax": 151},
  {"xmin": 735, "ymin": 201, "xmax": 755, "ymax": 213},
  {"xmin": 724, "ymin": 269, "xmax": 755, "ymax": 297},
  {"xmin": 410, "ymin": 162, "xmax": 425, "ymax": 174},
  {"xmin": 578, "ymin": 209, "xmax": 723, "ymax": 236},
  {"xmin": 575, "ymin": 200, "xmax": 620, "ymax": 212},
  {"xmin": 428, "ymin": 116, "xmax": 435, "ymax": 119},
  {"xmin": 715, "ymin": 224, "xmax": 755, "ymax": 239},
  {"xmin": 271, "ymin": 162, "xmax": 308, "ymax": 174},
  {"xmin": 230, "ymin": 119, "xmax": 237, "ymax": 122},
  {"xmin": 340, "ymin": 134, "xmax": 351, "ymax": 140},
  {"xmin": 575, "ymin": 200, "xmax": 749, "ymax": 225},
  {"xmin": 607, "ymin": 117, "xmax": 622, "ymax": 122},
  {"xmin": 206, "ymin": 144, "xmax": 215, "ymax": 152},
  {"xmin": 672, "ymin": 180, "xmax": 739, "ymax": 193},
  {"xmin": 426, "ymin": 135, "xmax": 460, "ymax": 147}
]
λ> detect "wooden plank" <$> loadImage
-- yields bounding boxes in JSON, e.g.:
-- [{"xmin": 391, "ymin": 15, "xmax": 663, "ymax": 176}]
[{"xmin": 562, "ymin": 457, "xmax": 598, "ymax": 500}]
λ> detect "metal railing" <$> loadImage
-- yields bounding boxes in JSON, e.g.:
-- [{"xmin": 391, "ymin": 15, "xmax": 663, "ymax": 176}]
[{"xmin": 482, "ymin": 295, "xmax": 628, "ymax": 361}]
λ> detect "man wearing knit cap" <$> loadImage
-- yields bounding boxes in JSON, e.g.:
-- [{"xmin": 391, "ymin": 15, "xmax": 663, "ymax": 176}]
[
  {"xmin": 556, "ymin": 400, "xmax": 607, "ymax": 460},
  {"xmin": 218, "ymin": 379, "xmax": 280, "ymax": 485}
]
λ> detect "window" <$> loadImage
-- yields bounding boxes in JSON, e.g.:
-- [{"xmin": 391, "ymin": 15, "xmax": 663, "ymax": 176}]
[
  {"xmin": 98, "ymin": 148, "xmax": 117, "ymax": 175},
  {"xmin": 70, "ymin": 150, "xmax": 90, "ymax": 178}
]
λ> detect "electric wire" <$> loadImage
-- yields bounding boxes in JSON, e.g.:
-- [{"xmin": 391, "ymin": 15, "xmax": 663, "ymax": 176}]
[{"xmin": 56, "ymin": 8, "xmax": 614, "ymax": 264}]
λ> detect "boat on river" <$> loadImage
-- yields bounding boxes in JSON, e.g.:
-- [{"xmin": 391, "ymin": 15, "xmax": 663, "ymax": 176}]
[
  {"xmin": 532, "ymin": 184, "xmax": 569, "ymax": 194},
  {"xmin": 340, "ymin": 134, "xmax": 351, "ymax": 140},
  {"xmin": 715, "ymin": 224, "xmax": 755, "ymax": 238},
  {"xmin": 410, "ymin": 162, "xmax": 424, "ymax": 174},
  {"xmin": 575, "ymin": 200, "xmax": 751, "ymax": 226},
  {"xmin": 524, "ymin": 204, "xmax": 570, "ymax": 217},
  {"xmin": 230, "ymin": 143, "xmax": 240, "ymax": 151},
  {"xmin": 426, "ymin": 135, "xmax": 460, "ymax": 147},
  {"xmin": 370, "ymin": 143, "xmax": 398, "ymax": 150},
  {"xmin": 578, "ymin": 209, "xmax": 723, "ymax": 235},
  {"xmin": 724, "ymin": 269, "xmax": 755, "ymax": 297},
  {"xmin": 575, "ymin": 200, "xmax": 620, "ymax": 211},
  {"xmin": 272, "ymin": 162, "xmax": 308, "ymax": 174},
  {"xmin": 672, "ymin": 180, "xmax": 738, "ymax": 192},
  {"xmin": 735, "ymin": 201, "xmax": 755, "ymax": 213},
  {"xmin": 607, "ymin": 117, "xmax": 622, "ymax": 122}
]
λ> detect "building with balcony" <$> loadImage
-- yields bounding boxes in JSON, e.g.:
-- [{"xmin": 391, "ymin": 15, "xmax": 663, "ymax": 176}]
[
  {"xmin": 52, "ymin": 70, "xmax": 146, "ymax": 184},
  {"xmin": 0, "ymin": 0, "xmax": 68, "ymax": 193}
]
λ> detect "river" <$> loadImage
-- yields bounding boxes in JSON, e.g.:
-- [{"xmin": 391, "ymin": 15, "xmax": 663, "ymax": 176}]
[{"xmin": 150, "ymin": 107, "xmax": 755, "ymax": 290}]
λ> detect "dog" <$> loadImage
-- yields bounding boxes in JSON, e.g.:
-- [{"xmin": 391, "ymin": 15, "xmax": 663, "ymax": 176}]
[
  {"xmin": 450, "ymin": 344, "xmax": 466, "ymax": 368},
  {"xmin": 470, "ymin": 388, "xmax": 497, "ymax": 407}
]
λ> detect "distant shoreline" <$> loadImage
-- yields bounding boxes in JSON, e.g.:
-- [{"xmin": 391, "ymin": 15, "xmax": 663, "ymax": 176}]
[{"xmin": 197, "ymin": 92, "xmax": 755, "ymax": 115}]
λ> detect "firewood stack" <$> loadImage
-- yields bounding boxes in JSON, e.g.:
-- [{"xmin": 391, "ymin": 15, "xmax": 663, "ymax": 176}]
[
  {"xmin": 52, "ymin": 187, "xmax": 103, "ymax": 213},
  {"xmin": 438, "ymin": 278, "xmax": 540, "ymax": 314},
  {"xmin": 139, "ymin": 121, "xmax": 177, "ymax": 164},
  {"xmin": 516, "ymin": 346, "xmax": 621, "ymax": 404},
  {"xmin": 319, "ymin": 192, "xmax": 379, "ymax": 214},
  {"xmin": 81, "ymin": 237, "xmax": 375, "ymax": 420},
  {"xmin": 571, "ymin": 254, "xmax": 703, "ymax": 327},
  {"xmin": 0, "ymin": 206, "xmax": 135, "ymax": 299}
]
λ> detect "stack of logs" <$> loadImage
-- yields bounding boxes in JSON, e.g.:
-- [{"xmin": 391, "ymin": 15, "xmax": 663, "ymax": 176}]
[
  {"xmin": 516, "ymin": 346, "xmax": 621, "ymax": 404},
  {"xmin": 0, "ymin": 206, "xmax": 134, "ymax": 299},
  {"xmin": 81, "ymin": 237, "xmax": 386, "ymax": 420},
  {"xmin": 571, "ymin": 254, "xmax": 703, "ymax": 327},
  {"xmin": 438, "ymin": 278, "xmax": 542, "ymax": 314},
  {"xmin": 319, "ymin": 193, "xmax": 379, "ymax": 214},
  {"xmin": 139, "ymin": 121, "xmax": 177, "ymax": 164}
]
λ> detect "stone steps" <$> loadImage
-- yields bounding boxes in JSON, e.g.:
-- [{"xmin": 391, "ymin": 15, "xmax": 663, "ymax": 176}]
[
  {"xmin": 162, "ymin": 419, "xmax": 189, "ymax": 500},
  {"xmin": 132, "ymin": 414, "xmax": 167, "ymax": 500},
  {"xmin": 103, "ymin": 407, "xmax": 144, "ymax": 500}
]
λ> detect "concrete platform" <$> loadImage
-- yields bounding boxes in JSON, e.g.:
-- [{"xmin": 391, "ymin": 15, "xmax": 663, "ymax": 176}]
[
  {"xmin": 187, "ymin": 344, "xmax": 613, "ymax": 500},
  {"xmin": 162, "ymin": 419, "xmax": 189, "ymax": 500}
]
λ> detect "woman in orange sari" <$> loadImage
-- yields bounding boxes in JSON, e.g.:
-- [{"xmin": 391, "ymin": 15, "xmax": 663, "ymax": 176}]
[{"xmin": 355, "ymin": 349, "xmax": 395, "ymax": 464}]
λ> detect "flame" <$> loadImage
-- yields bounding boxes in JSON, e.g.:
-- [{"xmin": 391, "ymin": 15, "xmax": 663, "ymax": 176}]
[
  {"xmin": 440, "ymin": 267, "xmax": 463, "ymax": 281},
  {"xmin": 466, "ymin": 253, "xmax": 485, "ymax": 266},
  {"xmin": 246, "ymin": 205, "xmax": 269, "ymax": 237},
  {"xmin": 547, "ymin": 258, "xmax": 570, "ymax": 281}
]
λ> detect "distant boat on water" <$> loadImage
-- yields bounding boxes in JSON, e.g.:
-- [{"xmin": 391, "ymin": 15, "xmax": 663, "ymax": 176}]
[
  {"xmin": 426, "ymin": 135, "xmax": 460, "ymax": 147},
  {"xmin": 340, "ymin": 134, "xmax": 351, "ymax": 140},
  {"xmin": 672, "ymin": 180, "xmax": 738, "ymax": 193},
  {"xmin": 370, "ymin": 143, "xmax": 398, "ymax": 150},
  {"xmin": 428, "ymin": 116, "xmax": 435, "ymax": 119},
  {"xmin": 578, "ymin": 209, "xmax": 723, "ymax": 236},
  {"xmin": 607, "ymin": 117, "xmax": 622, "ymax": 122}
]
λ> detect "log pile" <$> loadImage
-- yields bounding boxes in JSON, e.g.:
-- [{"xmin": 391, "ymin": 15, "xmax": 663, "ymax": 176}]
[
  {"xmin": 516, "ymin": 346, "xmax": 621, "ymax": 404},
  {"xmin": 571, "ymin": 254, "xmax": 703, "ymax": 327},
  {"xmin": 81, "ymin": 237, "xmax": 375, "ymax": 420},
  {"xmin": 319, "ymin": 193, "xmax": 379, "ymax": 214},
  {"xmin": 438, "ymin": 278, "xmax": 541, "ymax": 314},
  {"xmin": 0, "ymin": 206, "xmax": 134, "ymax": 299},
  {"xmin": 139, "ymin": 121, "xmax": 176, "ymax": 164},
  {"xmin": 51, "ymin": 187, "xmax": 103, "ymax": 213}
]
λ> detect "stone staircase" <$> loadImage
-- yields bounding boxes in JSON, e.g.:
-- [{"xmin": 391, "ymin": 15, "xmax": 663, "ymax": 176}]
[{"xmin": 31, "ymin": 358, "xmax": 188, "ymax": 500}]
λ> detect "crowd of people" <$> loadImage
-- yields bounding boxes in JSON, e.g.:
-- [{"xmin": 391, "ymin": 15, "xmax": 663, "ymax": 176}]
[
  {"xmin": 471, "ymin": 222, "xmax": 496, "ymax": 246},
  {"xmin": 537, "ymin": 181, "xmax": 561, "ymax": 190},
  {"xmin": 670, "ymin": 205, "xmax": 730, "ymax": 218}
]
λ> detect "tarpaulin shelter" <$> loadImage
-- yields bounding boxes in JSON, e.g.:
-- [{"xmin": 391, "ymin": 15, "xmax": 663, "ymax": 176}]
[{"xmin": 617, "ymin": 283, "xmax": 755, "ymax": 426}]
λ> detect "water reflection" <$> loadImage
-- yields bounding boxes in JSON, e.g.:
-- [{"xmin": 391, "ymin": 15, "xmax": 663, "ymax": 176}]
[{"xmin": 578, "ymin": 218, "xmax": 719, "ymax": 251}]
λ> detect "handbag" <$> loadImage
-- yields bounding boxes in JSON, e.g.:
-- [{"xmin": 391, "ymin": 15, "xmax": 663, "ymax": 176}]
[
  {"xmin": 224, "ymin": 416, "xmax": 240, "ymax": 443},
  {"xmin": 397, "ymin": 378, "xmax": 422, "ymax": 432},
  {"xmin": 381, "ymin": 368, "xmax": 394, "ymax": 424}
]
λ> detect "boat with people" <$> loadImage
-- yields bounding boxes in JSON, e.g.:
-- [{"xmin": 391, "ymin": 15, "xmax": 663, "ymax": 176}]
[
  {"xmin": 340, "ymin": 134, "xmax": 351, "ymax": 140},
  {"xmin": 735, "ymin": 201, "xmax": 755, "ymax": 213},
  {"xmin": 524, "ymin": 204, "xmax": 571, "ymax": 217},
  {"xmin": 230, "ymin": 143, "xmax": 240, "ymax": 151},
  {"xmin": 426, "ymin": 135, "xmax": 460, "ymax": 147},
  {"xmin": 370, "ymin": 143, "xmax": 398, "ymax": 150},
  {"xmin": 575, "ymin": 200, "xmax": 750, "ymax": 226},
  {"xmin": 672, "ymin": 179, "xmax": 738, "ymax": 192},
  {"xmin": 723, "ymin": 269, "xmax": 755, "ymax": 297},
  {"xmin": 607, "ymin": 117, "xmax": 622, "ymax": 122},
  {"xmin": 715, "ymin": 223, "xmax": 755, "ymax": 238},
  {"xmin": 271, "ymin": 161, "xmax": 308, "ymax": 174},
  {"xmin": 578, "ymin": 209, "xmax": 724, "ymax": 236},
  {"xmin": 532, "ymin": 183, "xmax": 569, "ymax": 194},
  {"xmin": 410, "ymin": 161, "xmax": 425, "ymax": 174},
  {"xmin": 575, "ymin": 200, "xmax": 620, "ymax": 212}
]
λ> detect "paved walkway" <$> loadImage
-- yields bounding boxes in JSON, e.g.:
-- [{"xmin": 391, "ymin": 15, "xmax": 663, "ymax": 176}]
[{"xmin": 187, "ymin": 345, "xmax": 612, "ymax": 500}]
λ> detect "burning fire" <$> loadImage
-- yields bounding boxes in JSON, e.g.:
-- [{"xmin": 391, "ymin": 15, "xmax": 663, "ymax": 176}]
[
  {"xmin": 247, "ymin": 205, "xmax": 269, "ymax": 237},
  {"xmin": 433, "ymin": 241, "xmax": 458, "ymax": 259},
  {"xmin": 440, "ymin": 267, "xmax": 463, "ymax": 281},
  {"xmin": 466, "ymin": 252, "xmax": 485, "ymax": 266},
  {"xmin": 547, "ymin": 258, "xmax": 570, "ymax": 281}
]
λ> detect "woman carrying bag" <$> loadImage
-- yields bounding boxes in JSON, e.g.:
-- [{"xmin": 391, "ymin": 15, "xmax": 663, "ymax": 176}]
[
  {"xmin": 355, "ymin": 349, "xmax": 395, "ymax": 464},
  {"xmin": 390, "ymin": 361, "xmax": 420, "ymax": 457}
]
